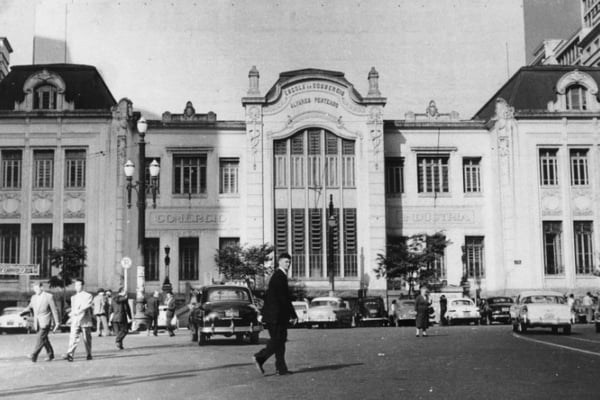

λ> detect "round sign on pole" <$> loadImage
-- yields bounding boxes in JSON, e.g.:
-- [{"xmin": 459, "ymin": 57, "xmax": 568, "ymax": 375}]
[{"xmin": 121, "ymin": 257, "xmax": 132, "ymax": 270}]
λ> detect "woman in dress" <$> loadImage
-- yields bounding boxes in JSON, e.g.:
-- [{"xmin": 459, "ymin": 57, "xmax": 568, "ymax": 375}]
[{"xmin": 415, "ymin": 286, "xmax": 431, "ymax": 337}]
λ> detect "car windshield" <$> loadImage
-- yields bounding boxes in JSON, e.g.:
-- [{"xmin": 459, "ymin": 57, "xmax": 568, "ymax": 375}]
[
  {"xmin": 311, "ymin": 300, "xmax": 339, "ymax": 308},
  {"xmin": 205, "ymin": 288, "xmax": 250, "ymax": 302},
  {"xmin": 293, "ymin": 304, "xmax": 307, "ymax": 310},
  {"xmin": 363, "ymin": 301, "xmax": 379, "ymax": 307},
  {"xmin": 399, "ymin": 301, "xmax": 415, "ymax": 307},
  {"xmin": 488, "ymin": 297, "xmax": 513, "ymax": 304},
  {"xmin": 523, "ymin": 295, "xmax": 566, "ymax": 304},
  {"xmin": 452, "ymin": 300, "xmax": 472, "ymax": 306},
  {"xmin": 1, "ymin": 308, "xmax": 20, "ymax": 316}
]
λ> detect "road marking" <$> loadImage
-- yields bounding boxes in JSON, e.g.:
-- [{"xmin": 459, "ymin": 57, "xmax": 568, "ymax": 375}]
[
  {"xmin": 513, "ymin": 333, "xmax": 600, "ymax": 357},
  {"xmin": 565, "ymin": 336, "xmax": 600, "ymax": 344}
]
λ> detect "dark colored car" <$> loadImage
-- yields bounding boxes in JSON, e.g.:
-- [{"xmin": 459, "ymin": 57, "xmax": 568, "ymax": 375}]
[
  {"xmin": 480, "ymin": 296, "xmax": 513, "ymax": 325},
  {"xmin": 188, "ymin": 284, "xmax": 262, "ymax": 346},
  {"xmin": 356, "ymin": 296, "xmax": 389, "ymax": 327}
]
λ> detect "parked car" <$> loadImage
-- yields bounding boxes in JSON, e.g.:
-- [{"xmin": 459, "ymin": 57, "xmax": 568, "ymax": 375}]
[
  {"xmin": 393, "ymin": 299, "xmax": 417, "ymax": 326},
  {"xmin": 188, "ymin": 284, "xmax": 262, "ymax": 345},
  {"xmin": 355, "ymin": 296, "xmax": 388, "ymax": 327},
  {"xmin": 307, "ymin": 297, "xmax": 354, "ymax": 328},
  {"xmin": 445, "ymin": 298, "xmax": 481, "ymax": 325},
  {"xmin": 0, "ymin": 307, "xmax": 34, "ymax": 334},
  {"xmin": 480, "ymin": 296, "xmax": 513, "ymax": 325},
  {"xmin": 510, "ymin": 291, "xmax": 571, "ymax": 334},
  {"xmin": 291, "ymin": 301, "xmax": 309, "ymax": 327}
]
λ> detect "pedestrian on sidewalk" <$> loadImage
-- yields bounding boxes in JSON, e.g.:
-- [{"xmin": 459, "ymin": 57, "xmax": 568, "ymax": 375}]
[
  {"xmin": 63, "ymin": 278, "xmax": 94, "ymax": 362},
  {"xmin": 415, "ymin": 286, "xmax": 431, "ymax": 337},
  {"xmin": 93, "ymin": 288, "xmax": 109, "ymax": 337},
  {"xmin": 21, "ymin": 281, "xmax": 60, "ymax": 362},
  {"xmin": 112, "ymin": 287, "xmax": 131, "ymax": 350},
  {"xmin": 165, "ymin": 291, "xmax": 176, "ymax": 337},
  {"xmin": 253, "ymin": 252, "xmax": 298, "ymax": 376},
  {"xmin": 145, "ymin": 290, "xmax": 160, "ymax": 336}
]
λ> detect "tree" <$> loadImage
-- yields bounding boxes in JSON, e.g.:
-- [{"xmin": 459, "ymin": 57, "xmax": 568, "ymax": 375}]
[
  {"xmin": 214, "ymin": 243, "xmax": 274, "ymax": 287},
  {"xmin": 375, "ymin": 232, "xmax": 450, "ymax": 297},
  {"xmin": 47, "ymin": 240, "xmax": 87, "ymax": 320}
]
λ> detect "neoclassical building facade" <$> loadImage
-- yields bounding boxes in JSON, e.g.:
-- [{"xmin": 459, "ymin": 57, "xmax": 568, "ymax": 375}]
[{"xmin": 2, "ymin": 61, "xmax": 600, "ymax": 306}]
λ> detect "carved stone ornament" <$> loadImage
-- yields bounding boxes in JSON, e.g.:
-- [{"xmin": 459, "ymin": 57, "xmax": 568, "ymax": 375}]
[
  {"xmin": 111, "ymin": 98, "xmax": 133, "ymax": 137},
  {"xmin": 572, "ymin": 189, "xmax": 593, "ymax": 216},
  {"xmin": 494, "ymin": 97, "xmax": 515, "ymax": 121},
  {"xmin": 32, "ymin": 191, "xmax": 53, "ymax": 218},
  {"xmin": 541, "ymin": 189, "xmax": 561, "ymax": 216},
  {"xmin": 246, "ymin": 106, "xmax": 261, "ymax": 124},
  {"xmin": 498, "ymin": 136, "xmax": 510, "ymax": 156},
  {"xmin": 367, "ymin": 67, "xmax": 382, "ymax": 97},
  {"xmin": 64, "ymin": 192, "xmax": 85, "ymax": 219},
  {"xmin": 15, "ymin": 69, "xmax": 74, "ymax": 111},
  {"xmin": 182, "ymin": 101, "xmax": 196, "ymax": 120},
  {"xmin": 425, "ymin": 100, "xmax": 439, "ymax": 119},
  {"xmin": 0, "ymin": 192, "xmax": 21, "ymax": 218}
]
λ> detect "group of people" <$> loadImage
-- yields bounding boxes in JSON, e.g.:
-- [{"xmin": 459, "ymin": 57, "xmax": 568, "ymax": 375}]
[
  {"xmin": 567, "ymin": 292, "xmax": 599, "ymax": 324},
  {"xmin": 21, "ymin": 278, "xmax": 176, "ymax": 363}
]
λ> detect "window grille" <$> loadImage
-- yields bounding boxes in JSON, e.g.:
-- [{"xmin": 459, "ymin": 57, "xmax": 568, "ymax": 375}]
[
  {"xmin": 34, "ymin": 150, "xmax": 54, "ymax": 189},
  {"xmin": 385, "ymin": 157, "xmax": 404, "ymax": 196},
  {"xmin": 417, "ymin": 155, "xmax": 449, "ymax": 193},
  {"xmin": 219, "ymin": 158, "xmax": 239, "ymax": 194},
  {"xmin": 343, "ymin": 208, "xmax": 357, "ymax": 277},
  {"xmin": 570, "ymin": 149, "xmax": 589, "ymax": 186},
  {"xmin": 291, "ymin": 209, "xmax": 305, "ymax": 277},
  {"xmin": 179, "ymin": 237, "xmax": 199, "ymax": 280},
  {"xmin": 65, "ymin": 150, "xmax": 86, "ymax": 189},
  {"xmin": 1, "ymin": 150, "xmax": 22, "ymax": 189},
  {"xmin": 566, "ymin": 85, "xmax": 587, "ymax": 110},
  {"xmin": 173, "ymin": 155, "xmax": 206, "ymax": 194},
  {"xmin": 144, "ymin": 238, "xmax": 159, "ymax": 281},
  {"xmin": 539, "ymin": 149, "xmax": 559, "ymax": 186},
  {"xmin": 543, "ymin": 221, "xmax": 563, "ymax": 275},
  {"xmin": 0, "ymin": 224, "xmax": 20, "ymax": 280},
  {"xmin": 463, "ymin": 158, "xmax": 481, "ymax": 193},
  {"xmin": 574, "ymin": 221, "xmax": 594, "ymax": 274},
  {"xmin": 309, "ymin": 208, "xmax": 322, "ymax": 278},
  {"xmin": 465, "ymin": 236, "xmax": 484, "ymax": 279},
  {"xmin": 31, "ymin": 224, "xmax": 52, "ymax": 279}
]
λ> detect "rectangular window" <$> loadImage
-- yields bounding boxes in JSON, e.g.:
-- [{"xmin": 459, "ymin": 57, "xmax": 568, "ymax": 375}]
[
  {"xmin": 309, "ymin": 208, "xmax": 322, "ymax": 278},
  {"xmin": 385, "ymin": 157, "xmax": 404, "ymax": 196},
  {"xmin": 65, "ymin": 150, "xmax": 86, "ymax": 189},
  {"xmin": 173, "ymin": 154, "xmax": 207, "ymax": 194},
  {"xmin": 570, "ymin": 149, "xmax": 589, "ymax": 186},
  {"xmin": 432, "ymin": 253, "xmax": 447, "ymax": 280},
  {"xmin": 291, "ymin": 209, "xmax": 306, "ymax": 278},
  {"xmin": 144, "ymin": 238, "xmax": 159, "ymax": 281},
  {"xmin": 417, "ymin": 155, "xmax": 449, "ymax": 193},
  {"xmin": 464, "ymin": 236, "xmax": 484, "ymax": 279},
  {"xmin": 179, "ymin": 237, "xmax": 199, "ymax": 280},
  {"xmin": 543, "ymin": 221, "xmax": 563, "ymax": 275},
  {"xmin": 343, "ymin": 208, "xmax": 358, "ymax": 277},
  {"xmin": 325, "ymin": 133, "xmax": 338, "ymax": 187},
  {"xmin": 34, "ymin": 150, "xmax": 54, "ymax": 189},
  {"xmin": 219, "ymin": 158, "xmax": 239, "ymax": 194},
  {"xmin": 308, "ymin": 130, "xmax": 321, "ymax": 187},
  {"xmin": 463, "ymin": 157, "xmax": 481, "ymax": 193},
  {"xmin": 342, "ymin": 140, "xmax": 355, "ymax": 188},
  {"xmin": 0, "ymin": 224, "xmax": 20, "ymax": 280},
  {"xmin": 574, "ymin": 221, "xmax": 594, "ymax": 274},
  {"xmin": 274, "ymin": 209, "xmax": 289, "ymax": 261},
  {"xmin": 539, "ymin": 149, "xmax": 559, "ymax": 186},
  {"xmin": 274, "ymin": 141, "xmax": 287, "ymax": 188},
  {"xmin": 219, "ymin": 237, "xmax": 240, "ymax": 250},
  {"xmin": 31, "ymin": 224, "xmax": 52, "ymax": 279},
  {"xmin": 291, "ymin": 136, "xmax": 304, "ymax": 188},
  {"xmin": 145, "ymin": 158, "xmax": 160, "ymax": 195},
  {"xmin": 1, "ymin": 150, "xmax": 22, "ymax": 189},
  {"xmin": 64, "ymin": 223, "xmax": 84, "ymax": 247}
]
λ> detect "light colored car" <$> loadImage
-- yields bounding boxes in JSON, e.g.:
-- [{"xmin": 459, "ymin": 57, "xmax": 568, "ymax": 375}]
[
  {"xmin": 510, "ymin": 290, "xmax": 571, "ymax": 334},
  {"xmin": 307, "ymin": 297, "xmax": 354, "ymax": 328},
  {"xmin": 394, "ymin": 300, "xmax": 417, "ymax": 326},
  {"xmin": 445, "ymin": 298, "xmax": 481, "ymax": 325},
  {"xmin": 291, "ymin": 301, "xmax": 309, "ymax": 327},
  {"xmin": 157, "ymin": 305, "xmax": 179, "ymax": 329},
  {"xmin": 0, "ymin": 307, "xmax": 34, "ymax": 334}
]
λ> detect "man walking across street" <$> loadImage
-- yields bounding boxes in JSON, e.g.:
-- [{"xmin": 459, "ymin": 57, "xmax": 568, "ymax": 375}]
[
  {"xmin": 21, "ymin": 281, "xmax": 60, "ymax": 362},
  {"xmin": 145, "ymin": 290, "xmax": 160, "ymax": 336},
  {"xmin": 93, "ymin": 288, "xmax": 108, "ymax": 336},
  {"xmin": 63, "ymin": 278, "xmax": 93, "ymax": 362},
  {"xmin": 112, "ymin": 286, "xmax": 132, "ymax": 349},
  {"xmin": 165, "ymin": 291, "xmax": 176, "ymax": 337},
  {"xmin": 253, "ymin": 252, "xmax": 297, "ymax": 376}
]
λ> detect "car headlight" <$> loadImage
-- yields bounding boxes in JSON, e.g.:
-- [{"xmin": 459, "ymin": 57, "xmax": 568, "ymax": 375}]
[{"xmin": 204, "ymin": 312, "xmax": 219, "ymax": 322}]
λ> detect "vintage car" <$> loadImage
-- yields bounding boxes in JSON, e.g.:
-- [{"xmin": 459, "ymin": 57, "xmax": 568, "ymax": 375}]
[
  {"xmin": 355, "ymin": 296, "xmax": 389, "ymax": 326},
  {"xmin": 480, "ymin": 296, "xmax": 513, "ymax": 325},
  {"xmin": 445, "ymin": 298, "xmax": 481, "ymax": 325},
  {"xmin": 394, "ymin": 299, "xmax": 417, "ymax": 326},
  {"xmin": 291, "ymin": 301, "xmax": 309, "ymax": 327},
  {"xmin": 0, "ymin": 307, "xmax": 34, "ymax": 334},
  {"xmin": 510, "ymin": 291, "xmax": 571, "ymax": 334},
  {"xmin": 306, "ymin": 297, "xmax": 354, "ymax": 328},
  {"xmin": 188, "ymin": 284, "xmax": 262, "ymax": 345}
]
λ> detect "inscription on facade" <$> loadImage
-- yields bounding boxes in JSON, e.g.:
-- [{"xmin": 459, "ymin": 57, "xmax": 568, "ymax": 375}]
[
  {"xmin": 151, "ymin": 213, "xmax": 227, "ymax": 225},
  {"xmin": 284, "ymin": 82, "xmax": 346, "ymax": 97},
  {"xmin": 290, "ymin": 97, "xmax": 339, "ymax": 109},
  {"xmin": 388, "ymin": 206, "xmax": 480, "ymax": 228}
]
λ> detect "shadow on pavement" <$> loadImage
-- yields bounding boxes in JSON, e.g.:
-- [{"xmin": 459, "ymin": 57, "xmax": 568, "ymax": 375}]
[
  {"xmin": 0, "ymin": 363, "xmax": 252, "ymax": 398},
  {"xmin": 291, "ymin": 362, "xmax": 364, "ymax": 374}
]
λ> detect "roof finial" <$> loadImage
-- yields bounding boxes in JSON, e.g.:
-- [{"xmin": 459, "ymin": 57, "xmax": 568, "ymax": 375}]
[
  {"xmin": 247, "ymin": 65, "xmax": 260, "ymax": 96},
  {"xmin": 367, "ymin": 67, "xmax": 381, "ymax": 97}
]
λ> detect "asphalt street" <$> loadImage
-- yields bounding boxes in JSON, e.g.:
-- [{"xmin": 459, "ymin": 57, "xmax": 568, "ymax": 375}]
[{"xmin": 1, "ymin": 323, "xmax": 600, "ymax": 400}]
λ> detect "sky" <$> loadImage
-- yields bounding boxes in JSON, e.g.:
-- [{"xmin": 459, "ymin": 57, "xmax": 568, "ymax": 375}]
[{"xmin": 0, "ymin": 0, "xmax": 572, "ymax": 121}]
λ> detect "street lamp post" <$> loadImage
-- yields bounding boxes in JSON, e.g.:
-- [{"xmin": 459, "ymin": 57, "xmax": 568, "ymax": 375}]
[
  {"xmin": 327, "ymin": 194, "xmax": 337, "ymax": 296},
  {"xmin": 162, "ymin": 245, "xmax": 172, "ymax": 293},
  {"xmin": 124, "ymin": 116, "xmax": 160, "ymax": 330}
]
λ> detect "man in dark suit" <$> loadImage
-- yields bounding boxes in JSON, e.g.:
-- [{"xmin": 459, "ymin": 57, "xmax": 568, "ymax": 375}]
[
  {"xmin": 21, "ymin": 281, "xmax": 60, "ymax": 362},
  {"xmin": 253, "ymin": 252, "xmax": 297, "ymax": 376},
  {"xmin": 111, "ymin": 287, "xmax": 131, "ymax": 350}
]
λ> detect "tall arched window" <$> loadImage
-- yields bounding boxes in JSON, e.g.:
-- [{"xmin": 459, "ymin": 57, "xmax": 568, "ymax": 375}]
[
  {"xmin": 33, "ymin": 85, "xmax": 58, "ymax": 110},
  {"xmin": 566, "ymin": 84, "xmax": 587, "ymax": 111}
]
